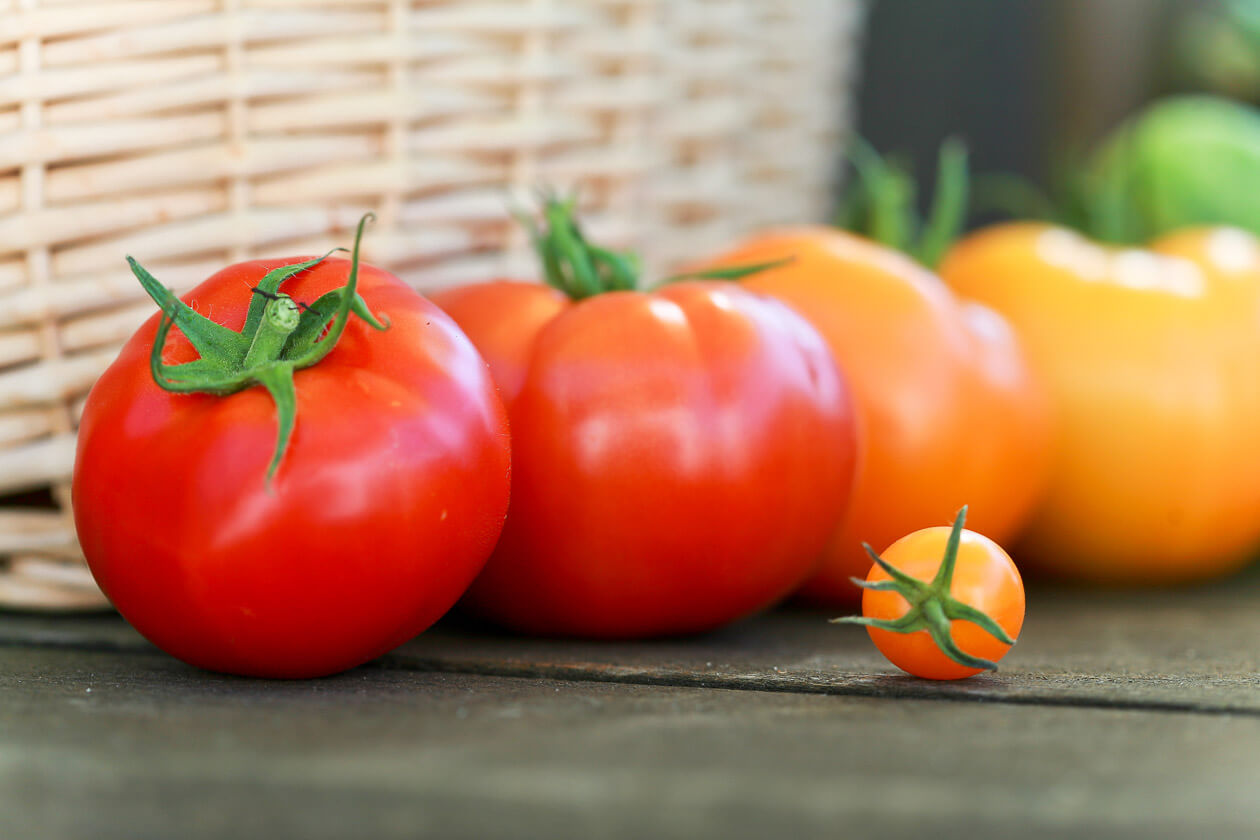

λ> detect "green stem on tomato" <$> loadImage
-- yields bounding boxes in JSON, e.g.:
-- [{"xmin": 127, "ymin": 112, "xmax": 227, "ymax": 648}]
[
  {"xmin": 133, "ymin": 213, "xmax": 388, "ymax": 485},
  {"xmin": 520, "ymin": 193, "xmax": 786, "ymax": 298},
  {"xmin": 661, "ymin": 257, "xmax": 797, "ymax": 285},
  {"xmin": 834, "ymin": 136, "xmax": 971, "ymax": 270},
  {"xmin": 917, "ymin": 138, "xmax": 969, "ymax": 268},
  {"xmin": 829, "ymin": 506, "xmax": 1016, "ymax": 672},
  {"xmin": 518, "ymin": 194, "xmax": 639, "ymax": 299},
  {"xmin": 243, "ymin": 295, "xmax": 301, "ymax": 368}
]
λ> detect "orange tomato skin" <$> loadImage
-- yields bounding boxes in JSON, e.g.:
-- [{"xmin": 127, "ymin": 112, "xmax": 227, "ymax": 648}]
[
  {"xmin": 431, "ymin": 279, "xmax": 859, "ymax": 638},
  {"xmin": 941, "ymin": 224, "xmax": 1260, "ymax": 583},
  {"xmin": 863, "ymin": 527, "xmax": 1025, "ymax": 680},
  {"xmin": 701, "ymin": 228, "xmax": 1049, "ymax": 604},
  {"xmin": 953, "ymin": 302, "xmax": 1054, "ymax": 542}
]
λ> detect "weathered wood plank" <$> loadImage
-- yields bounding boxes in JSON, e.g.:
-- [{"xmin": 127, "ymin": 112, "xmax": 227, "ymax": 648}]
[
  {"xmin": 391, "ymin": 573, "xmax": 1260, "ymax": 713},
  {"xmin": 2, "ymin": 646, "xmax": 1258, "ymax": 840},
  {"xmin": 3, "ymin": 567, "xmax": 1259, "ymax": 712}
]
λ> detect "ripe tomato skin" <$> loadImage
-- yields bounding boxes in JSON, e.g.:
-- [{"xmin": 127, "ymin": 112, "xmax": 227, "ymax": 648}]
[
  {"xmin": 863, "ymin": 527, "xmax": 1025, "ymax": 680},
  {"xmin": 698, "ymin": 228, "xmax": 1049, "ymax": 605},
  {"xmin": 73, "ymin": 258, "xmax": 511, "ymax": 678},
  {"xmin": 941, "ymin": 223, "xmax": 1260, "ymax": 583},
  {"xmin": 431, "ymin": 280, "xmax": 859, "ymax": 638},
  {"xmin": 952, "ymin": 302, "xmax": 1053, "ymax": 542}
]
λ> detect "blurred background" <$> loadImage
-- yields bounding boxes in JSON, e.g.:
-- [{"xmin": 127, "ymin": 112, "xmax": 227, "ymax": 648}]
[{"xmin": 855, "ymin": 0, "xmax": 1259, "ymax": 212}]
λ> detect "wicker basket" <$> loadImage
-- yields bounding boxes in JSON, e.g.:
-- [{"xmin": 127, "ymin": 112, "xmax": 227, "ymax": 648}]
[{"xmin": 0, "ymin": 0, "xmax": 864, "ymax": 610}]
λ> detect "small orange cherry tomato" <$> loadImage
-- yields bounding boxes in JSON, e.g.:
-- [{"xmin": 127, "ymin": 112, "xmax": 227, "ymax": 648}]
[{"xmin": 835, "ymin": 508, "xmax": 1025, "ymax": 680}]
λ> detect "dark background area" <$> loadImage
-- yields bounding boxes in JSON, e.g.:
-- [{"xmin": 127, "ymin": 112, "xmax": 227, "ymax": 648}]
[{"xmin": 853, "ymin": 0, "xmax": 1223, "ymax": 198}]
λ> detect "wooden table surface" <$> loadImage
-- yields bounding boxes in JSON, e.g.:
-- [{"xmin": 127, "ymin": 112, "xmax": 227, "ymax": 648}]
[{"xmin": 4, "ymin": 566, "xmax": 1260, "ymax": 840}]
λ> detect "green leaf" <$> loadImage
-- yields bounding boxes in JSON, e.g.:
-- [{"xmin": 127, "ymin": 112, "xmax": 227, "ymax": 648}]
[
  {"xmin": 517, "ymin": 194, "xmax": 646, "ymax": 298},
  {"xmin": 830, "ymin": 611, "xmax": 926, "ymax": 634},
  {"xmin": 129, "ymin": 257, "xmax": 249, "ymax": 367},
  {"xmin": 134, "ymin": 212, "xmax": 387, "ymax": 484},
  {"xmin": 254, "ymin": 364, "xmax": 297, "ymax": 486},
  {"xmin": 588, "ymin": 245, "xmax": 640, "ymax": 292},
  {"xmin": 284, "ymin": 288, "xmax": 387, "ymax": 359},
  {"xmin": 862, "ymin": 543, "xmax": 928, "ymax": 592},
  {"xmin": 916, "ymin": 137, "xmax": 969, "ymax": 269},
  {"xmin": 930, "ymin": 506, "xmax": 968, "ymax": 591},
  {"xmin": 943, "ymin": 599, "xmax": 1017, "ymax": 646},
  {"xmin": 148, "ymin": 312, "xmax": 251, "ymax": 395},
  {"xmin": 284, "ymin": 213, "xmax": 377, "ymax": 369},
  {"xmin": 843, "ymin": 136, "xmax": 917, "ymax": 252},
  {"xmin": 661, "ymin": 257, "xmax": 796, "ymax": 286},
  {"xmin": 922, "ymin": 600, "xmax": 1000, "ymax": 672}
]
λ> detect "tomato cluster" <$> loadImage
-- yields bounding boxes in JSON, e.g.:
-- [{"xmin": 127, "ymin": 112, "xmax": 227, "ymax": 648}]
[
  {"xmin": 698, "ymin": 229, "xmax": 1049, "ymax": 605},
  {"xmin": 73, "ymin": 189, "xmax": 1260, "ymax": 681}
]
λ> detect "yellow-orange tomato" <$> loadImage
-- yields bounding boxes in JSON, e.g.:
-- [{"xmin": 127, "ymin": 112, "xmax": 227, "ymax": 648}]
[
  {"xmin": 700, "ymin": 228, "xmax": 1049, "ymax": 604},
  {"xmin": 941, "ymin": 223, "xmax": 1260, "ymax": 583},
  {"xmin": 861, "ymin": 524, "xmax": 1025, "ymax": 681}
]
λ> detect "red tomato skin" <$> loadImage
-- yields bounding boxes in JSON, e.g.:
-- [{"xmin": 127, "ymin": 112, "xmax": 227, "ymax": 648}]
[
  {"xmin": 73, "ymin": 259, "xmax": 511, "ymax": 678},
  {"xmin": 432, "ymin": 280, "xmax": 859, "ymax": 638}
]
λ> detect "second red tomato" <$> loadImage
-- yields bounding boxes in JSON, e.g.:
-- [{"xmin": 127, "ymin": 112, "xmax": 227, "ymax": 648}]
[{"xmin": 432, "ymin": 279, "xmax": 859, "ymax": 638}]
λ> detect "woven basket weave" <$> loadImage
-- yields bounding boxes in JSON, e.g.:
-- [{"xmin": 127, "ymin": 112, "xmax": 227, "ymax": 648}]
[{"xmin": 0, "ymin": 0, "xmax": 863, "ymax": 610}]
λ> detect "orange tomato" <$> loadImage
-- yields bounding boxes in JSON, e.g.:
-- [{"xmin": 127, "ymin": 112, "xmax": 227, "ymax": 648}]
[
  {"xmin": 854, "ymin": 512, "xmax": 1025, "ymax": 680},
  {"xmin": 953, "ymin": 302, "xmax": 1053, "ymax": 546},
  {"xmin": 700, "ymin": 227, "xmax": 1049, "ymax": 604},
  {"xmin": 941, "ymin": 223, "xmax": 1260, "ymax": 583}
]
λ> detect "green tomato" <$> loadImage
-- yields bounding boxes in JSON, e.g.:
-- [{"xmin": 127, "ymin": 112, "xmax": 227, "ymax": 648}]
[{"xmin": 1088, "ymin": 95, "xmax": 1260, "ymax": 241}]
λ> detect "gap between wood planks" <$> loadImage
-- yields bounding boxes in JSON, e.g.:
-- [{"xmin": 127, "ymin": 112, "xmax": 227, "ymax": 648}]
[{"xmin": 2, "ymin": 630, "xmax": 1257, "ymax": 719}]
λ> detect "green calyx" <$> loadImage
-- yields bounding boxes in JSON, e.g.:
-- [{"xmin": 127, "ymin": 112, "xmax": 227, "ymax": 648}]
[
  {"xmin": 519, "ymin": 194, "xmax": 793, "ymax": 298},
  {"xmin": 830, "ymin": 506, "xmax": 1016, "ymax": 672},
  {"xmin": 131, "ymin": 213, "xmax": 388, "ymax": 484},
  {"xmin": 834, "ymin": 136, "xmax": 970, "ymax": 269},
  {"xmin": 518, "ymin": 195, "xmax": 641, "ymax": 299}
]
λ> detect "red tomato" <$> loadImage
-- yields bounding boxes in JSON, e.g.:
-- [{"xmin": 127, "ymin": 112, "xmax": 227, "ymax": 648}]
[
  {"xmin": 432, "ymin": 279, "xmax": 859, "ymax": 638},
  {"xmin": 73, "ymin": 247, "xmax": 511, "ymax": 678},
  {"xmin": 843, "ymin": 510, "xmax": 1026, "ymax": 680}
]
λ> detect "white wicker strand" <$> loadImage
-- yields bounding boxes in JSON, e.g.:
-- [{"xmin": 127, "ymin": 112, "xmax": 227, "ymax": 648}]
[{"xmin": 502, "ymin": 0, "xmax": 552, "ymax": 275}]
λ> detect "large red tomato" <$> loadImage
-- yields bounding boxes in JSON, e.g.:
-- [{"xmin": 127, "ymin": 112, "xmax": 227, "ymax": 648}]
[
  {"xmin": 73, "ymin": 223, "xmax": 511, "ymax": 678},
  {"xmin": 431, "ymin": 208, "xmax": 858, "ymax": 638}
]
